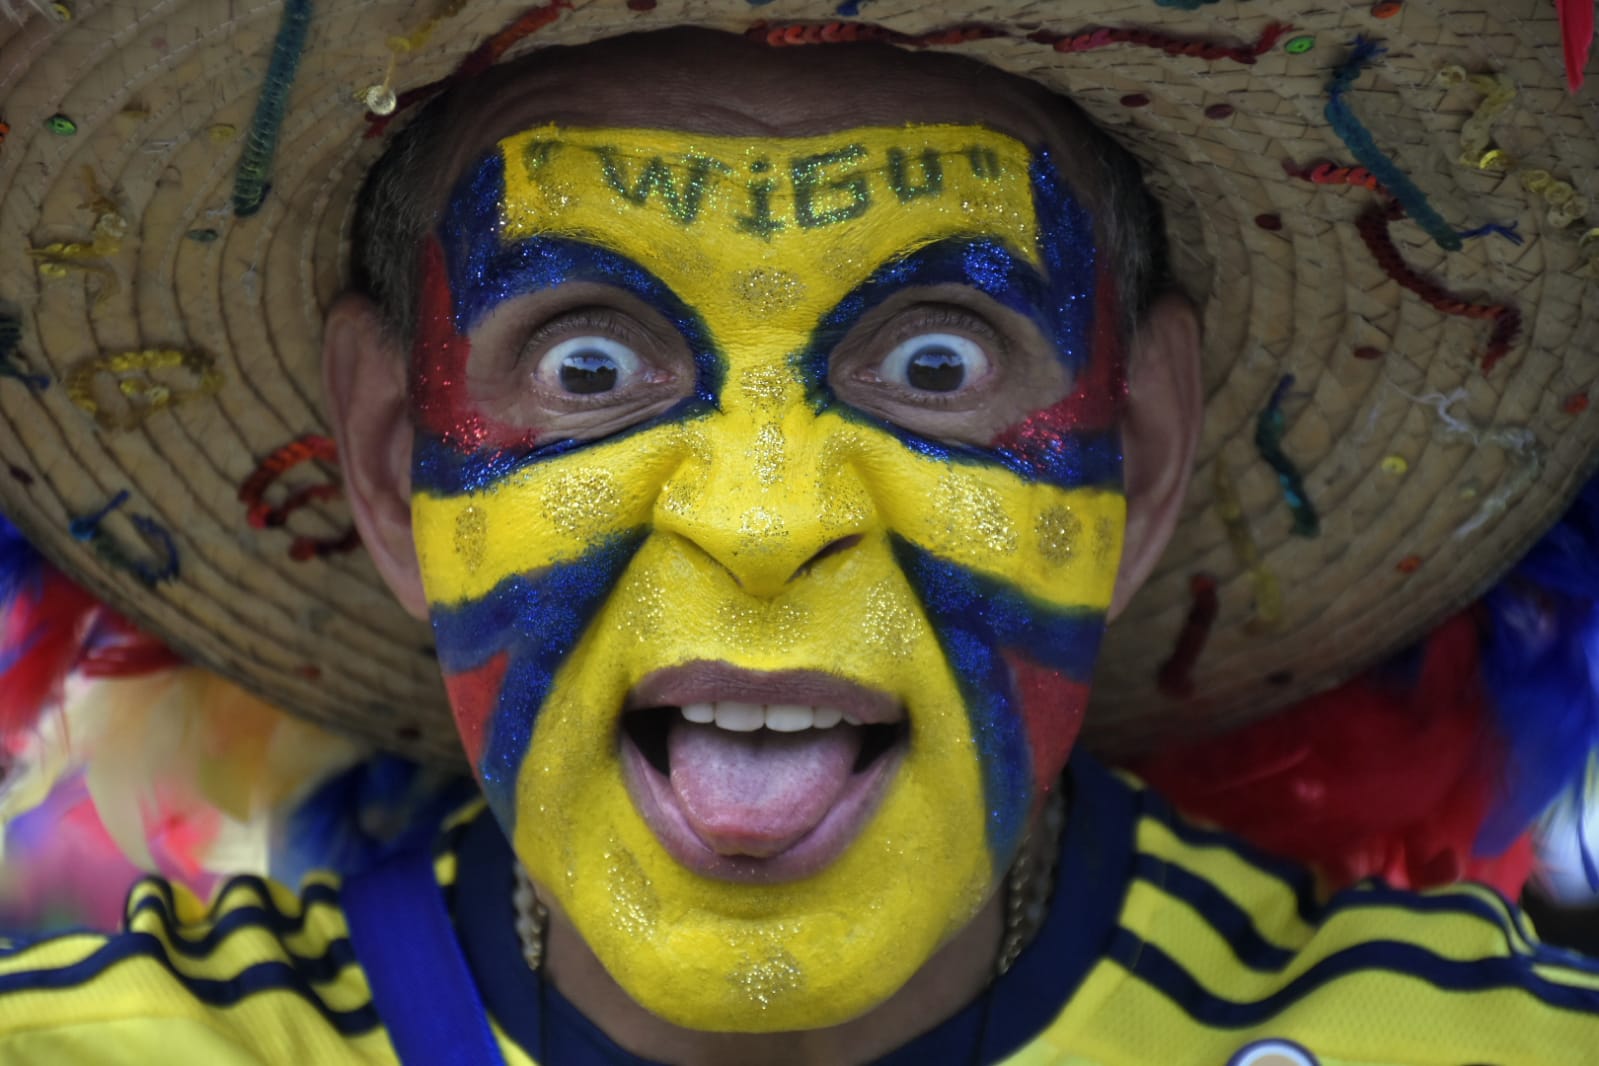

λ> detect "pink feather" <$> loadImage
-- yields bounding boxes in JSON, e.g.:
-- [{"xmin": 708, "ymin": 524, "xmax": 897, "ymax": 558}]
[{"xmin": 1560, "ymin": 0, "xmax": 1594, "ymax": 92}]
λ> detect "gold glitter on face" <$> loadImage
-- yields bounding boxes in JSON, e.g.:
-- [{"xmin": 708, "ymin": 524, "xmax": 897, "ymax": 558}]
[
  {"xmin": 935, "ymin": 475, "xmax": 1017, "ymax": 556},
  {"xmin": 816, "ymin": 434, "xmax": 872, "ymax": 533},
  {"xmin": 728, "ymin": 945, "xmax": 806, "ymax": 1008},
  {"xmin": 414, "ymin": 123, "xmax": 1127, "ymax": 1036},
  {"xmin": 606, "ymin": 839, "xmax": 660, "ymax": 938},
  {"xmin": 622, "ymin": 572, "xmax": 666, "ymax": 643},
  {"xmin": 1035, "ymin": 506, "xmax": 1082, "ymax": 567},
  {"xmin": 732, "ymin": 268, "xmax": 806, "ymax": 314},
  {"xmin": 660, "ymin": 427, "xmax": 711, "ymax": 517},
  {"xmin": 454, "ymin": 505, "xmax": 487, "ymax": 573},
  {"xmin": 738, "ymin": 365, "xmax": 791, "ymax": 413},
  {"xmin": 737, "ymin": 506, "xmax": 789, "ymax": 555},
  {"xmin": 861, "ymin": 580, "xmax": 921, "ymax": 661},
  {"xmin": 751, "ymin": 423, "xmax": 786, "ymax": 488},
  {"xmin": 542, "ymin": 468, "xmax": 624, "ymax": 539},
  {"xmin": 1094, "ymin": 515, "xmax": 1118, "ymax": 569},
  {"xmin": 718, "ymin": 598, "xmax": 809, "ymax": 652}
]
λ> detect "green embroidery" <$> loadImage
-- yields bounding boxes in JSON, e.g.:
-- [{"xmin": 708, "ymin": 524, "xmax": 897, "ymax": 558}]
[
  {"xmin": 791, "ymin": 145, "xmax": 871, "ymax": 229},
  {"xmin": 885, "ymin": 148, "xmax": 944, "ymax": 203},
  {"xmin": 592, "ymin": 147, "xmax": 729, "ymax": 224}
]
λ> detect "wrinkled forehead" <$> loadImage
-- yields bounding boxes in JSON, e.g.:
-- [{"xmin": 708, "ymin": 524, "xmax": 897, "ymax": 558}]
[
  {"xmin": 418, "ymin": 29, "xmax": 1107, "ymax": 230},
  {"xmin": 435, "ymin": 124, "xmax": 1097, "ymax": 354}
]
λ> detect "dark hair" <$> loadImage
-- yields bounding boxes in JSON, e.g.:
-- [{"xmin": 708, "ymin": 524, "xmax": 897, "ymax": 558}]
[{"xmin": 349, "ymin": 55, "xmax": 1173, "ymax": 350}]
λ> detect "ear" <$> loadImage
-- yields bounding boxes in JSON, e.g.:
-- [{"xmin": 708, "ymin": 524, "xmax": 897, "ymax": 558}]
[
  {"xmin": 323, "ymin": 293, "xmax": 429, "ymax": 620},
  {"xmin": 1110, "ymin": 292, "xmax": 1202, "ymax": 620}
]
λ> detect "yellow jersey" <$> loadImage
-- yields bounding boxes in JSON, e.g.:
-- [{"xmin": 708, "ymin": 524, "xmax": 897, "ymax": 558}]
[{"xmin": 0, "ymin": 756, "xmax": 1594, "ymax": 1065}]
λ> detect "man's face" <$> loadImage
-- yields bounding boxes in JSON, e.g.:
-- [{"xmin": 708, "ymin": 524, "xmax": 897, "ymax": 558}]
[{"xmin": 405, "ymin": 116, "xmax": 1127, "ymax": 1029}]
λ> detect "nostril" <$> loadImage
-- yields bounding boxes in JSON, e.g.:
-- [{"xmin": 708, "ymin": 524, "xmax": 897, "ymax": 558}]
[{"xmin": 796, "ymin": 534, "xmax": 863, "ymax": 577}]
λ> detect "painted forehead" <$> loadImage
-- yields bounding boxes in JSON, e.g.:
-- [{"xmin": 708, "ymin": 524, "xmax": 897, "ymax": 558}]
[{"xmin": 434, "ymin": 123, "xmax": 1096, "ymax": 350}]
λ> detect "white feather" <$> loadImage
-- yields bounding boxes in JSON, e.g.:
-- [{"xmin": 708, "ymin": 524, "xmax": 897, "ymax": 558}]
[{"xmin": 1534, "ymin": 757, "xmax": 1599, "ymax": 905}]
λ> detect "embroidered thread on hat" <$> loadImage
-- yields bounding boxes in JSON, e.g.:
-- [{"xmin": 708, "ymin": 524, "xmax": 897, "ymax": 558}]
[
  {"xmin": 1255, "ymin": 375, "xmax": 1319, "ymax": 538},
  {"xmin": 1438, "ymin": 65, "xmax": 1518, "ymax": 171},
  {"xmin": 1283, "ymin": 154, "xmax": 1525, "ymax": 372},
  {"xmin": 1281, "ymin": 157, "xmax": 1385, "ymax": 193},
  {"xmin": 1213, "ymin": 461, "xmax": 1282, "ymax": 634},
  {"xmin": 0, "ymin": 315, "xmax": 49, "ymax": 392},
  {"xmin": 1522, "ymin": 169, "xmax": 1592, "ymax": 234},
  {"xmin": 64, "ymin": 349, "xmax": 223, "ymax": 431},
  {"xmin": 238, "ymin": 435, "xmax": 359, "ymax": 562},
  {"xmin": 748, "ymin": 17, "xmax": 1291, "ymax": 66},
  {"xmin": 1356, "ymin": 202, "xmax": 1523, "ymax": 374},
  {"xmin": 69, "ymin": 490, "xmax": 179, "ymax": 587},
  {"xmin": 364, "ymin": 0, "xmax": 575, "ymax": 138},
  {"xmin": 233, "ymin": 0, "xmax": 311, "ymax": 217},
  {"xmin": 1158, "ymin": 573, "xmax": 1219, "ymax": 699},
  {"xmin": 1325, "ymin": 36, "xmax": 1462, "ymax": 251},
  {"xmin": 1390, "ymin": 385, "xmax": 1545, "ymax": 539},
  {"xmin": 26, "ymin": 168, "xmax": 126, "ymax": 303}
]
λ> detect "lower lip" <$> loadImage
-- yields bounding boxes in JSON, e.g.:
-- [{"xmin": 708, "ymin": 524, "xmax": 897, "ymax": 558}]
[{"xmin": 620, "ymin": 726, "xmax": 903, "ymax": 884}]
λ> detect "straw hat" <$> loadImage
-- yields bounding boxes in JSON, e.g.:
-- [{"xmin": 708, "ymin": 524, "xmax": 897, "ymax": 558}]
[{"xmin": 1, "ymin": 0, "xmax": 1596, "ymax": 765}]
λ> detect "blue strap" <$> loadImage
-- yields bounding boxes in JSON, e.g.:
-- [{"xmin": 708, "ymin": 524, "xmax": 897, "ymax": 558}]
[{"xmin": 343, "ymin": 847, "xmax": 509, "ymax": 1066}]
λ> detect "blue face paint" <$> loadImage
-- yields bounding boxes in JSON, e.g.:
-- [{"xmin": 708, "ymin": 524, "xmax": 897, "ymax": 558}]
[
  {"xmin": 890, "ymin": 534, "xmax": 1107, "ymax": 864},
  {"xmin": 410, "ymin": 150, "xmax": 725, "ymax": 494},
  {"xmin": 426, "ymin": 532, "xmax": 648, "ymax": 821},
  {"xmin": 795, "ymin": 155, "xmax": 1116, "ymax": 490}
]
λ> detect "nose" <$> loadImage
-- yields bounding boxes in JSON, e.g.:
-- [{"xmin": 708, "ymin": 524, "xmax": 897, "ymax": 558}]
[{"xmin": 653, "ymin": 421, "xmax": 872, "ymax": 598}]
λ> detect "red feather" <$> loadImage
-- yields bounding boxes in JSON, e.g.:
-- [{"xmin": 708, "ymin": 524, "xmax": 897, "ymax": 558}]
[
  {"xmin": 1129, "ymin": 612, "xmax": 1534, "ymax": 898},
  {"xmin": 0, "ymin": 569, "xmax": 100, "ymax": 737},
  {"xmin": 1560, "ymin": 0, "xmax": 1594, "ymax": 92}
]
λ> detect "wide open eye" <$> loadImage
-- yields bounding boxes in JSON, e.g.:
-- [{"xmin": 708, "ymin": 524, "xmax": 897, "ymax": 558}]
[
  {"xmin": 535, "ymin": 336, "xmax": 642, "ymax": 396},
  {"xmin": 827, "ymin": 290, "xmax": 1074, "ymax": 447},
  {"xmin": 877, "ymin": 332, "xmax": 991, "ymax": 394}
]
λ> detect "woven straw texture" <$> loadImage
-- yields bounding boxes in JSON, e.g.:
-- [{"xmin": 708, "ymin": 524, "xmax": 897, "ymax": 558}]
[{"xmin": 1, "ymin": 0, "xmax": 1597, "ymax": 764}]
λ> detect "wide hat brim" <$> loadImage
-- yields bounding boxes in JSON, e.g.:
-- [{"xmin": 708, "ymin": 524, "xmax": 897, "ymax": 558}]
[{"xmin": 1, "ymin": 0, "xmax": 1597, "ymax": 765}]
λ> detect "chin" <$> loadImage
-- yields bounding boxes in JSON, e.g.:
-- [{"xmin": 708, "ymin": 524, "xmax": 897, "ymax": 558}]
[{"xmin": 489, "ymin": 572, "xmax": 1007, "ymax": 1031}]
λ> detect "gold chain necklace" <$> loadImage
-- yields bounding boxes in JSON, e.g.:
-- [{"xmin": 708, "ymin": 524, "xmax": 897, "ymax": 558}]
[{"xmin": 511, "ymin": 786, "xmax": 1066, "ymax": 981}]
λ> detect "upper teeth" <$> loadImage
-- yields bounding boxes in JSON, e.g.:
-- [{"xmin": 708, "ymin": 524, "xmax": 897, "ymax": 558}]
[{"xmin": 681, "ymin": 702, "xmax": 861, "ymax": 732}]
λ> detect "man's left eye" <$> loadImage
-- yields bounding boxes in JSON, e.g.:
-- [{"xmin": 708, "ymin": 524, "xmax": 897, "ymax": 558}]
[
  {"xmin": 877, "ymin": 333, "xmax": 991, "ymax": 394},
  {"xmin": 535, "ymin": 336, "xmax": 642, "ymax": 396}
]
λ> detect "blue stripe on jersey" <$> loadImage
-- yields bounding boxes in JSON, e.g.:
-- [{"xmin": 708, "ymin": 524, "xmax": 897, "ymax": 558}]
[
  {"xmin": 1141, "ymin": 794, "xmax": 1599, "ymax": 977},
  {"xmin": 0, "ymin": 932, "xmax": 381, "ymax": 1034},
  {"xmin": 1141, "ymin": 789, "xmax": 1325, "ymax": 924},
  {"xmin": 1134, "ymin": 854, "xmax": 1296, "ymax": 971},
  {"xmin": 125, "ymin": 877, "xmax": 342, "ymax": 946},
  {"xmin": 1109, "ymin": 928, "xmax": 1599, "ymax": 1025},
  {"xmin": 125, "ymin": 902, "xmax": 354, "ymax": 978}
]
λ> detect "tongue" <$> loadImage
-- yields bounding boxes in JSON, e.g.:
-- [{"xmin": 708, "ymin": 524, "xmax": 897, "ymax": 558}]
[{"xmin": 668, "ymin": 719, "xmax": 865, "ymax": 858}]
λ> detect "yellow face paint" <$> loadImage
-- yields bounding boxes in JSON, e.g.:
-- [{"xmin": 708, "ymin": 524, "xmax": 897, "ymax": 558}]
[{"xmin": 410, "ymin": 124, "xmax": 1125, "ymax": 1031}]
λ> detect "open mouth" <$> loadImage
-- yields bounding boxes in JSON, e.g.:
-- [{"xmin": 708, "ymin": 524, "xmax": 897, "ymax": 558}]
[{"xmin": 619, "ymin": 663, "xmax": 908, "ymax": 883}]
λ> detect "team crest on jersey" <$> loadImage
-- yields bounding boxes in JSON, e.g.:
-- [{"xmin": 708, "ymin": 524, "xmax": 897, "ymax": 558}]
[{"xmin": 1228, "ymin": 1039, "xmax": 1320, "ymax": 1066}]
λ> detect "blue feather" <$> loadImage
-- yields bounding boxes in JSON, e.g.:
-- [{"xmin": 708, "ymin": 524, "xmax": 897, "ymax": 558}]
[
  {"xmin": 0, "ymin": 511, "xmax": 43, "ymax": 608},
  {"xmin": 271, "ymin": 753, "xmax": 476, "ymax": 884},
  {"xmin": 0, "ymin": 511, "xmax": 47, "ymax": 674},
  {"xmin": 1479, "ymin": 475, "xmax": 1599, "ymax": 893}
]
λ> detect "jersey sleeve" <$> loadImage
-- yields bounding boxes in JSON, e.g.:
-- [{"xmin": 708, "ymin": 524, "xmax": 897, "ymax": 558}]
[
  {"xmin": 1048, "ymin": 782, "xmax": 1599, "ymax": 1066},
  {"xmin": 0, "ymin": 872, "xmax": 398, "ymax": 1065}
]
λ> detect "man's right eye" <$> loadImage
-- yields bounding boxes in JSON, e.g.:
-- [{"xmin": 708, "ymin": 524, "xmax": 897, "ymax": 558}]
[{"xmin": 535, "ymin": 336, "xmax": 642, "ymax": 396}]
